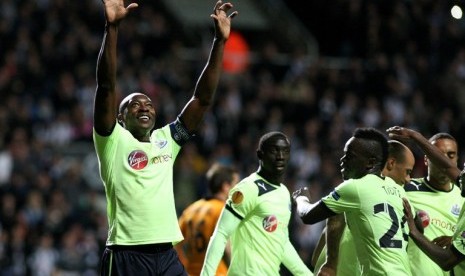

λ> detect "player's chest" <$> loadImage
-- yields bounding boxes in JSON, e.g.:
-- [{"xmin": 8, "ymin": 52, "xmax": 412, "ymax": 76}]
[
  {"xmin": 252, "ymin": 192, "xmax": 291, "ymax": 223},
  {"xmin": 119, "ymin": 141, "xmax": 173, "ymax": 171}
]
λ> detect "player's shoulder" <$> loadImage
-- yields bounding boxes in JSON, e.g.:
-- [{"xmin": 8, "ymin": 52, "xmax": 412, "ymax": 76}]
[
  {"xmin": 339, "ymin": 174, "xmax": 380, "ymax": 188},
  {"xmin": 404, "ymin": 177, "xmax": 435, "ymax": 193},
  {"xmin": 233, "ymin": 173, "xmax": 257, "ymax": 189},
  {"xmin": 229, "ymin": 173, "xmax": 259, "ymax": 199}
]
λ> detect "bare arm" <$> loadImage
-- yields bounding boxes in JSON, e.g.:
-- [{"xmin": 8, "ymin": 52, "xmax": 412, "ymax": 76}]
[
  {"xmin": 94, "ymin": 0, "xmax": 138, "ymax": 135},
  {"xmin": 387, "ymin": 126, "xmax": 460, "ymax": 181},
  {"xmin": 311, "ymin": 229, "xmax": 326, "ymax": 268},
  {"xmin": 317, "ymin": 215, "xmax": 345, "ymax": 276},
  {"xmin": 403, "ymin": 198, "xmax": 465, "ymax": 271},
  {"xmin": 179, "ymin": 1, "xmax": 238, "ymax": 132}
]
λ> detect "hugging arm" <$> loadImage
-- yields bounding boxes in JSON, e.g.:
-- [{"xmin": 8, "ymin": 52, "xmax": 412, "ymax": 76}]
[{"xmin": 403, "ymin": 198, "xmax": 465, "ymax": 270}]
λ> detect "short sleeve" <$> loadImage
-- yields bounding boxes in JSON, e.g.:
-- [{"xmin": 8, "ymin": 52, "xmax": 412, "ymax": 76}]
[
  {"xmin": 226, "ymin": 181, "xmax": 258, "ymax": 219},
  {"xmin": 321, "ymin": 179, "xmax": 360, "ymax": 214}
]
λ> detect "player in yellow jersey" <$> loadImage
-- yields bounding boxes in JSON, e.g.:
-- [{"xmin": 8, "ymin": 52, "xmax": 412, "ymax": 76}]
[{"xmin": 176, "ymin": 163, "xmax": 240, "ymax": 276}]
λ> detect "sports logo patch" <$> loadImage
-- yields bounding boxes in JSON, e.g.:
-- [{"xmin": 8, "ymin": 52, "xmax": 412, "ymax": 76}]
[
  {"xmin": 128, "ymin": 150, "xmax": 148, "ymax": 170},
  {"xmin": 154, "ymin": 139, "xmax": 168, "ymax": 149},
  {"xmin": 263, "ymin": 215, "xmax": 278, "ymax": 232},
  {"xmin": 451, "ymin": 204, "xmax": 461, "ymax": 216},
  {"xmin": 231, "ymin": 191, "xmax": 243, "ymax": 204}
]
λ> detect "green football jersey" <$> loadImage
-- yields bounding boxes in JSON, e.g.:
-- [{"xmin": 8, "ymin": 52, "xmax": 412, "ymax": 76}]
[
  {"xmin": 313, "ymin": 225, "xmax": 360, "ymax": 276},
  {"xmin": 225, "ymin": 173, "xmax": 309, "ymax": 275},
  {"xmin": 322, "ymin": 174, "xmax": 412, "ymax": 276},
  {"xmin": 93, "ymin": 122, "xmax": 184, "ymax": 245},
  {"xmin": 405, "ymin": 178, "xmax": 465, "ymax": 276}
]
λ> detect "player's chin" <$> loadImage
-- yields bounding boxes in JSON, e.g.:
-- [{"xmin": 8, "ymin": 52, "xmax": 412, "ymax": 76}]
[
  {"xmin": 138, "ymin": 121, "xmax": 155, "ymax": 129},
  {"xmin": 274, "ymin": 165, "xmax": 287, "ymax": 173}
]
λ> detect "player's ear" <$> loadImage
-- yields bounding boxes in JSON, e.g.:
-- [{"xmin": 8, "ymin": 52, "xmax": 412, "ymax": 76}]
[
  {"xmin": 257, "ymin": 150, "xmax": 263, "ymax": 159},
  {"xmin": 117, "ymin": 113, "xmax": 124, "ymax": 126},
  {"xmin": 385, "ymin": 157, "xmax": 394, "ymax": 170},
  {"xmin": 423, "ymin": 155, "xmax": 429, "ymax": 167},
  {"xmin": 366, "ymin": 157, "xmax": 376, "ymax": 171}
]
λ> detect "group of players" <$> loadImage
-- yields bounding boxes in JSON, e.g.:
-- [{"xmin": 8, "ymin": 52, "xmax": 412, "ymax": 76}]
[
  {"xmin": 177, "ymin": 126, "xmax": 465, "ymax": 276},
  {"xmin": 92, "ymin": 0, "xmax": 465, "ymax": 275}
]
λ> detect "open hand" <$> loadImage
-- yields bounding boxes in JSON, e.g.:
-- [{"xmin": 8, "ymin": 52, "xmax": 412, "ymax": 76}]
[
  {"xmin": 292, "ymin": 187, "xmax": 311, "ymax": 203},
  {"xmin": 103, "ymin": 0, "xmax": 138, "ymax": 24},
  {"xmin": 211, "ymin": 1, "xmax": 238, "ymax": 41},
  {"xmin": 402, "ymin": 198, "xmax": 418, "ymax": 236}
]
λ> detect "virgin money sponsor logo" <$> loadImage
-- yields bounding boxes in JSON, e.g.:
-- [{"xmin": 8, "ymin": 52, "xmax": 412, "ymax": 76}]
[
  {"xmin": 128, "ymin": 150, "xmax": 148, "ymax": 170},
  {"xmin": 263, "ymin": 215, "xmax": 278, "ymax": 233}
]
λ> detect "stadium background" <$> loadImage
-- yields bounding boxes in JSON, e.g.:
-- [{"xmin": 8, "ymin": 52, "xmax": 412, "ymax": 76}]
[{"xmin": 1, "ymin": 0, "xmax": 465, "ymax": 274}]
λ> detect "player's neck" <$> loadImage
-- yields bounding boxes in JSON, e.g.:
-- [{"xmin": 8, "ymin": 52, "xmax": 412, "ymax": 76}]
[
  {"xmin": 426, "ymin": 176, "xmax": 453, "ymax": 192},
  {"xmin": 257, "ymin": 170, "xmax": 283, "ymax": 185}
]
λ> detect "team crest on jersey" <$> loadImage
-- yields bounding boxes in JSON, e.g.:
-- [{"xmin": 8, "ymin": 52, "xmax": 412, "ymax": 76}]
[
  {"xmin": 128, "ymin": 150, "xmax": 148, "ymax": 170},
  {"xmin": 154, "ymin": 139, "xmax": 168, "ymax": 149},
  {"xmin": 231, "ymin": 191, "xmax": 243, "ymax": 204},
  {"xmin": 263, "ymin": 215, "xmax": 278, "ymax": 232},
  {"xmin": 451, "ymin": 204, "xmax": 461, "ymax": 216}
]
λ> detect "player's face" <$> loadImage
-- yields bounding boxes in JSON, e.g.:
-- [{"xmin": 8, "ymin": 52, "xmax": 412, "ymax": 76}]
[
  {"xmin": 260, "ymin": 137, "xmax": 291, "ymax": 177},
  {"xmin": 386, "ymin": 151, "xmax": 415, "ymax": 186},
  {"xmin": 427, "ymin": 138, "xmax": 458, "ymax": 181},
  {"xmin": 121, "ymin": 94, "xmax": 156, "ymax": 137},
  {"xmin": 340, "ymin": 137, "xmax": 370, "ymax": 180}
]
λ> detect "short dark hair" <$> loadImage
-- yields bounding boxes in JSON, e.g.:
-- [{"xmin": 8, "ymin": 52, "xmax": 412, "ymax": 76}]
[
  {"xmin": 206, "ymin": 163, "xmax": 238, "ymax": 195},
  {"xmin": 353, "ymin": 127, "xmax": 388, "ymax": 166},
  {"xmin": 429, "ymin": 132, "xmax": 456, "ymax": 143},
  {"xmin": 387, "ymin": 140, "xmax": 408, "ymax": 163},
  {"xmin": 257, "ymin": 131, "xmax": 290, "ymax": 151},
  {"xmin": 118, "ymin": 92, "xmax": 146, "ymax": 114}
]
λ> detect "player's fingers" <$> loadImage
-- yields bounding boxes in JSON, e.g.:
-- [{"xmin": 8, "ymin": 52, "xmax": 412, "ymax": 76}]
[
  {"xmin": 126, "ymin": 3, "xmax": 138, "ymax": 10},
  {"xmin": 228, "ymin": 11, "xmax": 238, "ymax": 18},
  {"xmin": 213, "ymin": 0, "xmax": 223, "ymax": 12}
]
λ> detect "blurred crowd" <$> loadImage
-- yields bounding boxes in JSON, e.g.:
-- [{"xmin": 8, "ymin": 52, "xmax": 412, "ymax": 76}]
[{"xmin": 1, "ymin": 0, "xmax": 465, "ymax": 275}]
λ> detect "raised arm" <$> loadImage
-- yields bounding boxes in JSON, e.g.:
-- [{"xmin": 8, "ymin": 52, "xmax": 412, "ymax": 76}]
[
  {"xmin": 387, "ymin": 126, "xmax": 461, "ymax": 181},
  {"xmin": 94, "ymin": 0, "xmax": 138, "ymax": 135},
  {"xmin": 179, "ymin": 1, "xmax": 238, "ymax": 132}
]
